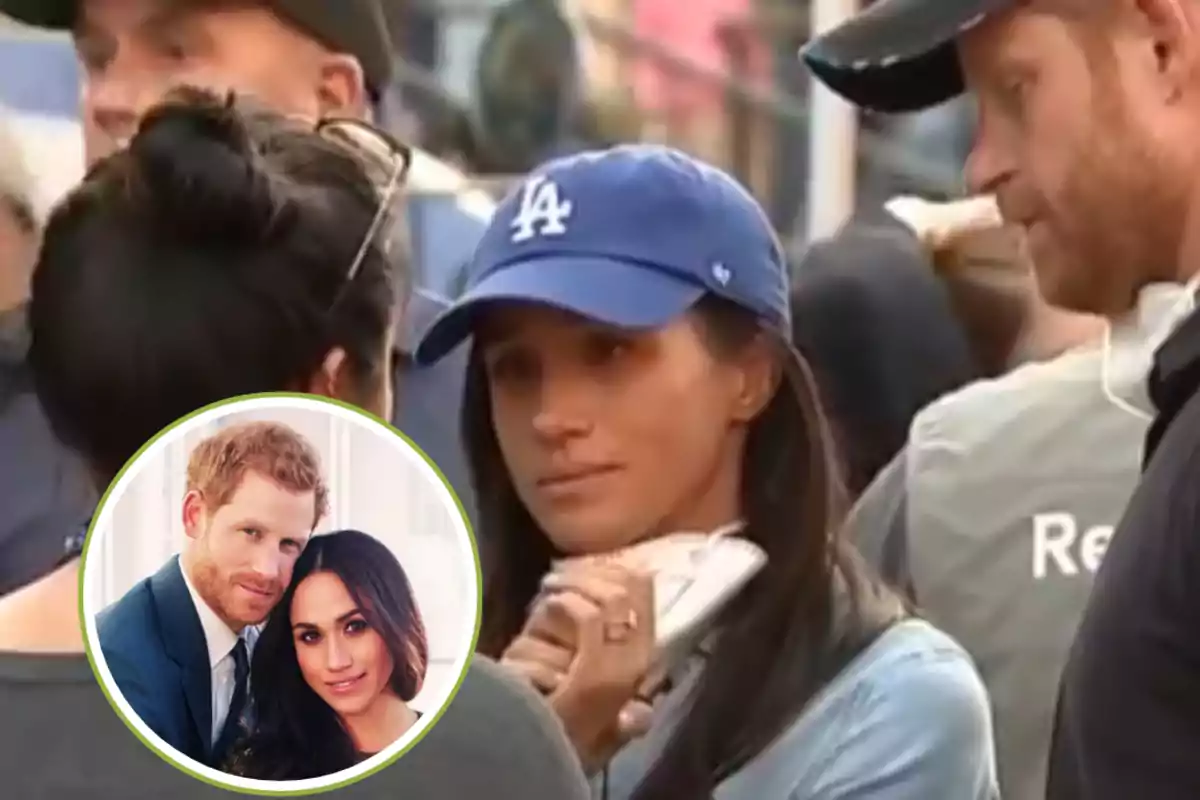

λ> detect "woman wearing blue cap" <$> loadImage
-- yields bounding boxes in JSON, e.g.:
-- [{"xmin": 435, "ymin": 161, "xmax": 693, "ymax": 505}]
[{"xmin": 416, "ymin": 145, "xmax": 998, "ymax": 799}]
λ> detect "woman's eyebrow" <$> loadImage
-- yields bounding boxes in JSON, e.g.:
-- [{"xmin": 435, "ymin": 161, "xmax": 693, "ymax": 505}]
[
  {"xmin": 336, "ymin": 608, "xmax": 364, "ymax": 624},
  {"xmin": 291, "ymin": 608, "xmax": 363, "ymax": 631}
]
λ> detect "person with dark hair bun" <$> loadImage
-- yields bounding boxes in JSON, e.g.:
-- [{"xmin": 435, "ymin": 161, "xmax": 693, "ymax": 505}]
[
  {"xmin": 226, "ymin": 530, "xmax": 429, "ymax": 780},
  {"xmin": 29, "ymin": 85, "xmax": 403, "ymax": 478}
]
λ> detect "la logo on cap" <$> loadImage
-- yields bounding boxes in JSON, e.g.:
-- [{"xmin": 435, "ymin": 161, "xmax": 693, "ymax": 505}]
[{"xmin": 511, "ymin": 175, "xmax": 573, "ymax": 243}]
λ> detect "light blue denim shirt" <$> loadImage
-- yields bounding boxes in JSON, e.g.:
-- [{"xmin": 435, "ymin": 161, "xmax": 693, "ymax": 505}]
[{"xmin": 593, "ymin": 618, "xmax": 999, "ymax": 799}]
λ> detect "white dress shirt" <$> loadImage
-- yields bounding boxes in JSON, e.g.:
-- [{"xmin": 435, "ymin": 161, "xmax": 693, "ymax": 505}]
[{"xmin": 180, "ymin": 566, "xmax": 258, "ymax": 745}]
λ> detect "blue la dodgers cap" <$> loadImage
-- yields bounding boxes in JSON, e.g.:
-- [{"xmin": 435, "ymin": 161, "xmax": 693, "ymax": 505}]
[
  {"xmin": 801, "ymin": 0, "xmax": 1011, "ymax": 112},
  {"xmin": 414, "ymin": 144, "xmax": 790, "ymax": 365}
]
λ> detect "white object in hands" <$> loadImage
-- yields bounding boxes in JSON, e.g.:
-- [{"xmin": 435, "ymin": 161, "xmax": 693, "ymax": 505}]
[{"xmin": 555, "ymin": 526, "xmax": 767, "ymax": 670}]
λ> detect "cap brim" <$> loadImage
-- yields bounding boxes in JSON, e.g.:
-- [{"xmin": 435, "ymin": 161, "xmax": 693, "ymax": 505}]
[
  {"xmin": 414, "ymin": 256, "xmax": 707, "ymax": 365},
  {"xmin": 801, "ymin": 0, "xmax": 1007, "ymax": 112},
  {"xmin": 0, "ymin": 0, "xmax": 75, "ymax": 28}
]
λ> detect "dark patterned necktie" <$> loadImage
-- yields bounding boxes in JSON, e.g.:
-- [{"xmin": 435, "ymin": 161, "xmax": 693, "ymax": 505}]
[{"xmin": 213, "ymin": 638, "xmax": 249, "ymax": 763}]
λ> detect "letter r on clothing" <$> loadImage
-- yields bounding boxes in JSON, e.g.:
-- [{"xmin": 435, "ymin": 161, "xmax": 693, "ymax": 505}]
[{"xmin": 1033, "ymin": 512, "xmax": 1078, "ymax": 579}]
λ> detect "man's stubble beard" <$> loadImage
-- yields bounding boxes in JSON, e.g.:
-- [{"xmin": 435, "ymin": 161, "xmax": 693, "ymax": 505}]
[
  {"xmin": 189, "ymin": 541, "xmax": 273, "ymax": 631},
  {"xmin": 1054, "ymin": 85, "xmax": 1184, "ymax": 316},
  {"xmin": 190, "ymin": 553, "xmax": 235, "ymax": 629}
]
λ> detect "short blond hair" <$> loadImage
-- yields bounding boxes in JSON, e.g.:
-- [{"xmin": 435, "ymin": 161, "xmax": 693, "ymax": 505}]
[{"xmin": 186, "ymin": 421, "xmax": 329, "ymax": 527}]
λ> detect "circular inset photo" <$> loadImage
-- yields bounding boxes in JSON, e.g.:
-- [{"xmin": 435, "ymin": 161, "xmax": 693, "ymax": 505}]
[{"xmin": 78, "ymin": 394, "xmax": 480, "ymax": 795}]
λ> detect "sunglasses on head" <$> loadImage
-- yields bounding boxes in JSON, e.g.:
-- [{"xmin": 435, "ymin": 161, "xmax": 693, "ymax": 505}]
[{"xmin": 315, "ymin": 117, "xmax": 413, "ymax": 287}]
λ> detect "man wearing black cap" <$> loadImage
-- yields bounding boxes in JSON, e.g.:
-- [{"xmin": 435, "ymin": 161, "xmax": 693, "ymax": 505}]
[
  {"xmin": 0, "ymin": 1, "xmax": 587, "ymax": 797},
  {"xmin": 804, "ymin": 2, "xmax": 1200, "ymax": 799}
]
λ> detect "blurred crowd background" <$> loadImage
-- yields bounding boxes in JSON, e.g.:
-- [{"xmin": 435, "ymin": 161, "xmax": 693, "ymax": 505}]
[{"xmin": 0, "ymin": 0, "xmax": 973, "ymax": 302}]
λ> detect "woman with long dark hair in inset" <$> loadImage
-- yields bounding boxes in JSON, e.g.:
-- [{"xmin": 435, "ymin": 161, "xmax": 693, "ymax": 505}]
[
  {"xmin": 415, "ymin": 145, "xmax": 998, "ymax": 798},
  {"xmin": 226, "ymin": 530, "xmax": 428, "ymax": 779}
]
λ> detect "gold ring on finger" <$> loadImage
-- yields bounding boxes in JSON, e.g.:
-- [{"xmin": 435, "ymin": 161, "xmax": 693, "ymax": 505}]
[{"xmin": 603, "ymin": 608, "xmax": 639, "ymax": 644}]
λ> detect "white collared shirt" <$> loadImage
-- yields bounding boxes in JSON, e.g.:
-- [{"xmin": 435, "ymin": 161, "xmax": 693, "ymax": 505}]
[{"xmin": 181, "ymin": 565, "xmax": 258, "ymax": 745}]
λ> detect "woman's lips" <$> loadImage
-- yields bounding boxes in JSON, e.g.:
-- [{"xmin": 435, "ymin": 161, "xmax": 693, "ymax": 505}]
[
  {"xmin": 325, "ymin": 673, "xmax": 367, "ymax": 695},
  {"xmin": 536, "ymin": 465, "xmax": 621, "ymax": 496}
]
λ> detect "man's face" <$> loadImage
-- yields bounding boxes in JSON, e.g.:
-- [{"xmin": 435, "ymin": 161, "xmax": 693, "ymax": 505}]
[
  {"xmin": 74, "ymin": 0, "xmax": 358, "ymax": 165},
  {"xmin": 960, "ymin": 3, "xmax": 1199, "ymax": 316},
  {"xmin": 184, "ymin": 470, "xmax": 315, "ymax": 630}
]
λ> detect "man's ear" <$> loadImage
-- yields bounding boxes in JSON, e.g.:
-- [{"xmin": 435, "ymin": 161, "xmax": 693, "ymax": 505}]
[
  {"xmin": 317, "ymin": 53, "xmax": 368, "ymax": 117},
  {"xmin": 306, "ymin": 347, "xmax": 351, "ymax": 400},
  {"xmin": 1133, "ymin": 0, "xmax": 1200, "ymax": 103},
  {"xmin": 182, "ymin": 490, "xmax": 206, "ymax": 540}
]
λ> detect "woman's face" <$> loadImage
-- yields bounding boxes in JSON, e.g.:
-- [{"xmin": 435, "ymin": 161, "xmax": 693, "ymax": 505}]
[
  {"xmin": 478, "ymin": 304, "xmax": 773, "ymax": 555},
  {"xmin": 290, "ymin": 571, "xmax": 397, "ymax": 720}
]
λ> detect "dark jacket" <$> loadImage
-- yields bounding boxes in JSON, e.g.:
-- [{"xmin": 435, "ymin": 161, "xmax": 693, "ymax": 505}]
[
  {"xmin": 0, "ymin": 306, "xmax": 93, "ymax": 596},
  {"xmin": 1047, "ymin": 297, "xmax": 1200, "ymax": 799}
]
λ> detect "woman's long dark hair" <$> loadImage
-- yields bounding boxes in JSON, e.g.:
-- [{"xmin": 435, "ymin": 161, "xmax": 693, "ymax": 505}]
[
  {"xmin": 467, "ymin": 294, "xmax": 904, "ymax": 798},
  {"xmin": 226, "ymin": 530, "xmax": 429, "ymax": 780}
]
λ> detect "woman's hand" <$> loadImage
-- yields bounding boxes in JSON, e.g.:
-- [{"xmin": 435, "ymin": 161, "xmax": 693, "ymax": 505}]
[{"xmin": 500, "ymin": 563, "xmax": 658, "ymax": 773}]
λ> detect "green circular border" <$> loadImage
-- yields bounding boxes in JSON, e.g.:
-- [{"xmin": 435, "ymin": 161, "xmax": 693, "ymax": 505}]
[{"xmin": 76, "ymin": 391, "xmax": 483, "ymax": 796}]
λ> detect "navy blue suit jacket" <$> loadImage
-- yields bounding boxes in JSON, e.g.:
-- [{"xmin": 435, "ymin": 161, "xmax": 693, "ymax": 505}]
[{"xmin": 96, "ymin": 557, "xmax": 216, "ymax": 766}]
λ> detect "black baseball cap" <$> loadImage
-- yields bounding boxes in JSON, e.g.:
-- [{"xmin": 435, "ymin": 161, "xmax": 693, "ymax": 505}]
[
  {"xmin": 800, "ymin": 0, "xmax": 1011, "ymax": 112},
  {"xmin": 0, "ymin": 0, "xmax": 394, "ymax": 97}
]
